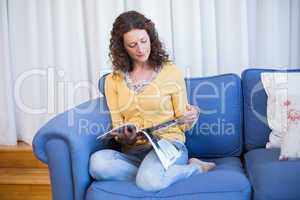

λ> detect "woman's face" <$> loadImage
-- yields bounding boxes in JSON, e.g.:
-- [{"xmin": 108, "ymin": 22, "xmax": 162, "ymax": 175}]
[{"xmin": 123, "ymin": 29, "xmax": 151, "ymax": 65}]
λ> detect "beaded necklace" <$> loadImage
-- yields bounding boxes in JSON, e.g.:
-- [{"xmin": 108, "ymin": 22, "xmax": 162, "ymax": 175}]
[{"xmin": 125, "ymin": 67, "xmax": 161, "ymax": 93}]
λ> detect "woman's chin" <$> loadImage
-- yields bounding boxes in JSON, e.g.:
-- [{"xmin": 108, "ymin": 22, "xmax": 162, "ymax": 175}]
[{"xmin": 135, "ymin": 58, "xmax": 148, "ymax": 63}]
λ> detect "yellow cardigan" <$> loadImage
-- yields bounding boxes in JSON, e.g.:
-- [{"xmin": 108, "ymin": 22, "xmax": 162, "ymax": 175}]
[{"xmin": 104, "ymin": 62, "xmax": 192, "ymax": 151}]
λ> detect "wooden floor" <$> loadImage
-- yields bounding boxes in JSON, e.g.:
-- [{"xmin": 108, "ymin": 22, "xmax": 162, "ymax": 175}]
[{"xmin": 0, "ymin": 142, "xmax": 51, "ymax": 200}]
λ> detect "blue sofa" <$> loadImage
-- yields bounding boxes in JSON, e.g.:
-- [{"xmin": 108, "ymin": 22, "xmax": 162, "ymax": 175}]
[
  {"xmin": 242, "ymin": 68, "xmax": 300, "ymax": 200},
  {"xmin": 33, "ymin": 68, "xmax": 300, "ymax": 200}
]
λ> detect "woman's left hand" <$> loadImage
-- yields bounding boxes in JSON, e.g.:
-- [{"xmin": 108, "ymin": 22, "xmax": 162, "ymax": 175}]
[{"xmin": 178, "ymin": 104, "xmax": 200, "ymax": 125}]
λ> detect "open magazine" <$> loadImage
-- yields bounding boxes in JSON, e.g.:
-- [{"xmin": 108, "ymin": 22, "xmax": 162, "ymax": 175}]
[{"xmin": 97, "ymin": 117, "xmax": 185, "ymax": 170}]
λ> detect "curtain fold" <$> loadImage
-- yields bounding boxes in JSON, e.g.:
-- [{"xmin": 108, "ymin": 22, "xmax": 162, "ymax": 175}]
[
  {"xmin": 0, "ymin": 0, "xmax": 299, "ymax": 145},
  {"xmin": 0, "ymin": 0, "xmax": 17, "ymax": 145},
  {"xmin": 290, "ymin": 0, "xmax": 300, "ymax": 66}
]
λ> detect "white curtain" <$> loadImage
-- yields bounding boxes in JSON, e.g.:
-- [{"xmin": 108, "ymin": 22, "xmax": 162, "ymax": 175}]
[{"xmin": 0, "ymin": 0, "xmax": 299, "ymax": 145}]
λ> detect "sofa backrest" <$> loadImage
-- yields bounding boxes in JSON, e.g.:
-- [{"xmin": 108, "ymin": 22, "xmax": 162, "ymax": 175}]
[
  {"xmin": 98, "ymin": 73, "xmax": 243, "ymax": 158},
  {"xmin": 98, "ymin": 73, "xmax": 108, "ymax": 96},
  {"xmin": 185, "ymin": 74, "xmax": 243, "ymax": 158},
  {"xmin": 241, "ymin": 68, "xmax": 300, "ymax": 152}
]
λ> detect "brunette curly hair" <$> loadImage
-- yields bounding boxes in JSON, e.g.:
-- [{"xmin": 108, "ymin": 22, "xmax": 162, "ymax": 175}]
[{"xmin": 109, "ymin": 11, "xmax": 169, "ymax": 73}]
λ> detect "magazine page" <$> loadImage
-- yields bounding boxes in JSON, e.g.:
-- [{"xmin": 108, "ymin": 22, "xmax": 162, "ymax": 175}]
[
  {"xmin": 96, "ymin": 119, "xmax": 182, "ymax": 170},
  {"xmin": 97, "ymin": 117, "xmax": 182, "ymax": 140},
  {"xmin": 141, "ymin": 131, "xmax": 180, "ymax": 170},
  {"xmin": 96, "ymin": 123, "xmax": 137, "ymax": 140}
]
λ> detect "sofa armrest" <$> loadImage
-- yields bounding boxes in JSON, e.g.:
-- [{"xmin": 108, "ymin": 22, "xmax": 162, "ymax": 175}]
[{"xmin": 33, "ymin": 97, "xmax": 112, "ymax": 200}]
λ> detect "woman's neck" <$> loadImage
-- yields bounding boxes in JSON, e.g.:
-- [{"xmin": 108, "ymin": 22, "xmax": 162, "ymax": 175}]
[
  {"xmin": 132, "ymin": 62, "xmax": 151, "ymax": 72},
  {"xmin": 129, "ymin": 62, "xmax": 155, "ymax": 83}
]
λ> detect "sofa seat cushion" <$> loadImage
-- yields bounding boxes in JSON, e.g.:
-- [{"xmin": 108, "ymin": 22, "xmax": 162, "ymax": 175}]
[
  {"xmin": 85, "ymin": 157, "xmax": 250, "ymax": 200},
  {"xmin": 244, "ymin": 148, "xmax": 300, "ymax": 200}
]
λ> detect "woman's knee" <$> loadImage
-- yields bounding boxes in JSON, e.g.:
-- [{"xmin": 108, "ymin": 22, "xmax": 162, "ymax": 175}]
[
  {"xmin": 89, "ymin": 149, "xmax": 117, "ymax": 180},
  {"xmin": 89, "ymin": 149, "xmax": 139, "ymax": 181}
]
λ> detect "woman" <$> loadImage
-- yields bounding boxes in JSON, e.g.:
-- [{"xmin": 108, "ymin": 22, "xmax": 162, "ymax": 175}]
[{"xmin": 89, "ymin": 11, "xmax": 215, "ymax": 192}]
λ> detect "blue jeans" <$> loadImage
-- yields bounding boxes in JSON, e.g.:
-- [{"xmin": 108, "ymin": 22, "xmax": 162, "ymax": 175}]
[{"xmin": 89, "ymin": 141, "xmax": 202, "ymax": 191}]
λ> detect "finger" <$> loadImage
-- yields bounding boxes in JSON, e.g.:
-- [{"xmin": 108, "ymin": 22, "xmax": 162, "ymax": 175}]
[
  {"xmin": 184, "ymin": 111, "xmax": 194, "ymax": 116},
  {"xmin": 127, "ymin": 127, "xmax": 137, "ymax": 139},
  {"xmin": 189, "ymin": 105, "xmax": 200, "ymax": 114},
  {"xmin": 110, "ymin": 131, "xmax": 119, "ymax": 136},
  {"xmin": 127, "ymin": 133, "xmax": 137, "ymax": 144},
  {"xmin": 184, "ymin": 113, "xmax": 197, "ymax": 120},
  {"xmin": 184, "ymin": 116, "xmax": 198, "ymax": 123},
  {"xmin": 128, "ymin": 132, "xmax": 137, "ymax": 141},
  {"xmin": 185, "ymin": 118, "xmax": 196, "ymax": 123},
  {"xmin": 115, "ymin": 133, "xmax": 125, "ymax": 141},
  {"xmin": 124, "ymin": 128, "xmax": 132, "ymax": 139},
  {"xmin": 136, "ymin": 131, "xmax": 144, "ymax": 138},
  {"xmin": 186, "ymin": 104, "xmax": 192, "ymax": 110},
  {"xmin": 191, "ymin": 113, "xmax": 199, "ymax": 118},
  {"xmin": 136, "ymin": 135, "xmax": 145, "ymax": 140}
]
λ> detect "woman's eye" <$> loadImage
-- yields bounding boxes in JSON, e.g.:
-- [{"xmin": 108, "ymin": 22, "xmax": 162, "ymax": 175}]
[
  {"xmin": 141, "ymin": 39, "xmax": 147, "ymax": 43},
  {"xmin": 128, "ymin": 44, "xmax": 136, "ymax": 48}
]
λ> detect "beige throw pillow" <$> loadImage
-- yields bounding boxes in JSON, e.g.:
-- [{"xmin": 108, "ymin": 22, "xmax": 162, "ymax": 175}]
[{"xmin": 261, "ymin": 72, "xmax": 300, "ymax": 160}]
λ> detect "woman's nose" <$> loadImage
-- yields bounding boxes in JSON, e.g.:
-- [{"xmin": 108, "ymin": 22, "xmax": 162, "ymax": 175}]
[{"xmin": 136, "ymin": 43, "xmax": 142, "ymax": 53}]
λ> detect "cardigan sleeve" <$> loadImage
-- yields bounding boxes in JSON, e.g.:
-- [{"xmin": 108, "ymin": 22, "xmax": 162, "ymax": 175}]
[
  {"xmin": 170, "ymin": 67, "xmax": 197, "ymax": 132},
  {"xmin": 104, "ymin": 73, "xmax": 124, "ymax": 128}
]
